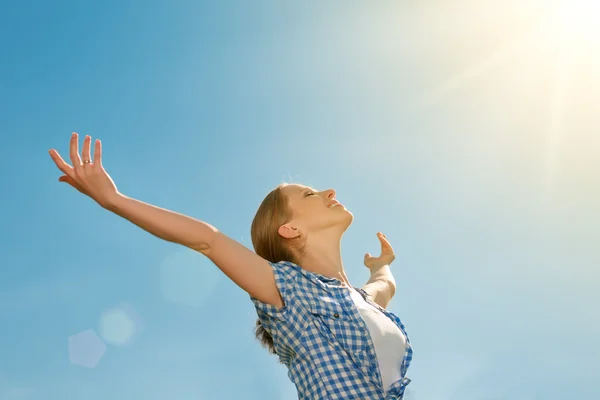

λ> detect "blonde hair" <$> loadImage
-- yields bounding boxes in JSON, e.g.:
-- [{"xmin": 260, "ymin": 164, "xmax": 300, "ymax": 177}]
[{"xmin": 250, "ymin": 183, "xmax": 305, "ymax": 355}]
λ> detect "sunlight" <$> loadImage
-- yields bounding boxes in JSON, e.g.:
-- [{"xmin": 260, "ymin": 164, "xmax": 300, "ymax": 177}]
[
  {"xmin": 407, "ymin": 1, "xmax": 600, "ymax": 218},
  {"xmin": 414, "ymin": 26, "xmax": 545, "ymax": 110},
  {"xmin": 553, "ymin": 0, "xmax": 600, "ymax": 42},
  {"xmin": 413, "ymin": 1, "xmax": 600, "ymax": 112}
]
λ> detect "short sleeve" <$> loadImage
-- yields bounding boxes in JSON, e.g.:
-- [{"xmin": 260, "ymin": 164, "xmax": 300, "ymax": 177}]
[{"xmin": 250, "ymin": 261, "xmax": 297, "ymax": 321}]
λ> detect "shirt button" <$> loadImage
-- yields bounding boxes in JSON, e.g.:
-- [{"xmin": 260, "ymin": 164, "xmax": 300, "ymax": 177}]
[{"xmin": 333, "ymin": 313, "xmax": 340, "ymax": 318}]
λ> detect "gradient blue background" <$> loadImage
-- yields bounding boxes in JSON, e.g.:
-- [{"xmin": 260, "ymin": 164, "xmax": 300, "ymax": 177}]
[{"xmin": 1, "ymin": 1, "xmax": 599, "ymax": 399}]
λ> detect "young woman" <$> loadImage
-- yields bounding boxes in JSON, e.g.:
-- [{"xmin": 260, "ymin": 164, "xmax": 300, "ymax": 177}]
[{"xmin": 49, "ymin": 133, "xmax": 413, "ymax": 399}]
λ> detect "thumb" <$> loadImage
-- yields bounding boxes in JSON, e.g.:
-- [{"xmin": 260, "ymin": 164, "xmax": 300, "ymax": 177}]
[
  {"xmin": 364, "ymin": 253, "xmax": 372, "ymax": 259},
  {"xmin": 58, "ymin": 175, "xmax": 85, "ymax": 193},
  {"xmin": 58, "ymin": 175, "xmax": 75, "ymax": 185}
]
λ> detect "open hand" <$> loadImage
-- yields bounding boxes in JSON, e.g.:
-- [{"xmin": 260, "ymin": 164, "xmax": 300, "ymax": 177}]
[
  {"xmin": 364, "ymin": 232, "xmax": 396, "ymax": 271},
  {"xmin": 48, "ymin": 132, "xmax": 119, "ymax": 208}
]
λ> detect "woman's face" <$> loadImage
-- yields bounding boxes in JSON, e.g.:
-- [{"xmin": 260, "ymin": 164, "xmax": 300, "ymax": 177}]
[{"xmin": 280, "ymin": 184, "xmax": 353, "ymax": 235}]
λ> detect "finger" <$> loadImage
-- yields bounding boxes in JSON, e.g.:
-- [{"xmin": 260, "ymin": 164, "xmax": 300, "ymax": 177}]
[
  {"xmin": 364, "ymin": 253, "xmax": 372, "ymax": 260},
  {"xmin": 378, "ymin": 232, "xmax": 394, "ymax": 253},
  {"xmin": 93, "ymin": 139, "xmax": 102, "ymax": 166},
  {"xmin": 377, "ymin": 232, "xmax": 390, "ymax": 245},
  {"xmin": 59, "ymin": 175, "xmax": 86, "ymax": 193},
  {"xmin": 69, "ymin": 132, "xmax": 83, "ymax": 170},
  {"xmin": 81, "ymin": 135, "xmax": 92, "ymax": 163},
  {"xmin": 49, "ymin": 149, "xmax": 76, "ymax": 177}
]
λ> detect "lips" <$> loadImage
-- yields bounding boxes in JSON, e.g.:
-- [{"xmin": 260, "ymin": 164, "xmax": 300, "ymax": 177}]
[{"xmin": 328, "ymin": 200, "xmax": 341, "ymax": 208}]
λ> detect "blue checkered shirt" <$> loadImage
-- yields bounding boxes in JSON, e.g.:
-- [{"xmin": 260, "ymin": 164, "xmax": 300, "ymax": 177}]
[{"xmin": 251, "ymin": 261, "xmax": 413, "ymax": 399}]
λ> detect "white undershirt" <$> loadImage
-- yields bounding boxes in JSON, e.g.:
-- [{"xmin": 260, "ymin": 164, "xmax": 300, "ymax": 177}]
[{"xmin": 349, "ymin": 288, "xmax": 407, "ymax": 391}]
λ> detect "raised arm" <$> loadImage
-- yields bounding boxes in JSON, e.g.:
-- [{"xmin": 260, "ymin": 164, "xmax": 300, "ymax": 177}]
[
  {"xmin": 49, "ymin": 133, "xmax": 284, "ymax": 309},
  {"xmin": 362, "ymin": 232, "xmax": 397, "ymax": 308}
]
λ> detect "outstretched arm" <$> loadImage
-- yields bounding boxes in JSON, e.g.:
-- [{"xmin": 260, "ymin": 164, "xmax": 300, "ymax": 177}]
[
  {"xmin": 362, "ymin": 232, "xmax": 397, "ymax": 309},
  {"xmin": 49, "ymin": 133, "xmax": 284, "ymax": 309}
]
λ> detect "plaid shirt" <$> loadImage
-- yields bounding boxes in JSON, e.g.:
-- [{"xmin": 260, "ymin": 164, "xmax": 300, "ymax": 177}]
[{"xmin": 251, "ymin": 261, "xmax": 413, "ymax": 400}]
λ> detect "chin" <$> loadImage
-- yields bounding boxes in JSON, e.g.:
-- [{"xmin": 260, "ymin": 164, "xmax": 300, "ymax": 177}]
[
  {"xmin": 341, "ymin": 209, "xmax": 354, "ymax": 229},
  {"xmin": 319, "ymin": 209, "xmax": 354, "ymax": 232}
]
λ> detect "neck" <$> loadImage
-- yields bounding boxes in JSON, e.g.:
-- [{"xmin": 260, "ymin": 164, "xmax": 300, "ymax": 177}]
[{"xmin": 298, "ymin": 229, "xmax": 351, "ymax": 286}]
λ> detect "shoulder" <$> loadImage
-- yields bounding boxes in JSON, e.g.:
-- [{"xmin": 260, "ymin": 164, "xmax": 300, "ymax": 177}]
[
  {"xmin": 269, "ymin": 260, "xmax": 302, "ymax": 286},
  {"xmin": 250, "ymin": 261, "xmax": 305, "ymax": 320}
]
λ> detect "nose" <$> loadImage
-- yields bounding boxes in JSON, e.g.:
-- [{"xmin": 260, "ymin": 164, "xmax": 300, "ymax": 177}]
[{"xmin": 324, "ymin": 189, "xmax": 336, "ymax": 199}]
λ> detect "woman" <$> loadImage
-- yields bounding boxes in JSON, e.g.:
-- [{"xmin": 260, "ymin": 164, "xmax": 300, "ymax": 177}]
[{"xmin": 49, "ymin": 133, "xmax": 413, "ymax": 399}]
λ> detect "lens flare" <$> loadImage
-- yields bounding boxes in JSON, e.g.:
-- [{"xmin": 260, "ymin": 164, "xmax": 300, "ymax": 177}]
[
  {"xmin": 99, "ymin": 307, "xmax": 137, "ymax": 346},
  {"xmin": 68, "ymin": 329, "xmax": 107, "ymax": 368}
]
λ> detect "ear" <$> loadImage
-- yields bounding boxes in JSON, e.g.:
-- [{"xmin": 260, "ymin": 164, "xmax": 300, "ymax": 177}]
[{"xmin": 278, "ymin": 223, "xmax": 301, "ymax": 239}]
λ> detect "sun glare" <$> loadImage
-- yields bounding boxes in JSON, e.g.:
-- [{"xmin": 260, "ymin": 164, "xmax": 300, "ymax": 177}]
[{"xmin": 553, "ymin": 0, "xmax": 600, "ymax": 42}]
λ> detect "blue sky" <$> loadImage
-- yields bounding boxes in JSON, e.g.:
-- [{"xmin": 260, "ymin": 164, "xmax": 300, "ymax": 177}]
[{"xmin": 1, "ymin": 0, "xmax": 599, "ymax": 399}]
